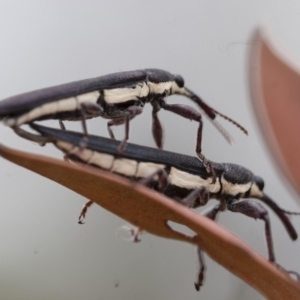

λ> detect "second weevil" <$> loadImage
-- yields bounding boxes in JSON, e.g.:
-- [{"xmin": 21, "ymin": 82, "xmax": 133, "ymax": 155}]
[
  {"xmin": 30, "ymin": 123, "xmax": 300, "ymax": 290},
  {"xmin": 31, "ymin": 124, "xmax": 300, "ymax": 262}
]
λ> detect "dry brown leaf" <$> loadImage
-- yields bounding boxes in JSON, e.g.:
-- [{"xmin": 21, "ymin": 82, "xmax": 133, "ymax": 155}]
[
  {"xmin": 1, "ymin": 143, "xmax": 300, "ymax": 299},
  {"xmin": 250, "ymin": 28, "xmax": 300, "ymax": 200}
]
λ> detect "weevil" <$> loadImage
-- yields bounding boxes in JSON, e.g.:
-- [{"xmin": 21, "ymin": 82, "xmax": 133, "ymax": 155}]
[
  {"xmin": 0, "ymin": 69, "xmax": 247, "ymax": 174},
  {"xmin": 31, "ymin": 123, "xmax": 300, "ymax": 291}
]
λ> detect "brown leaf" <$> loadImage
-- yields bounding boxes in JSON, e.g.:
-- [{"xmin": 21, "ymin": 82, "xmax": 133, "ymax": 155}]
[
  {"xmin": 1, "ymin": 142, "xmax": 300, "ymax": 299},
  {"xmin": 250, "ymin": 27, "xmax": 300, "ymax": 200}
]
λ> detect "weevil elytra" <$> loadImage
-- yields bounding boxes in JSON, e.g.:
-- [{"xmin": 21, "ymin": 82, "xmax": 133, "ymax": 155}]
[
  {"xmin": 0, "ymin": 69, "xmax": 247, "ymax": 176},
  {"xmin": 31, "ymin": 123, "xmax": 300, "ymax": 291}
]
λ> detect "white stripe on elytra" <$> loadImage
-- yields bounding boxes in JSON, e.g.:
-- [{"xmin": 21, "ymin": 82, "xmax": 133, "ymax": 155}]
[
  {"xmin": 111, "ymin": 158, "xmax": 138, "ymax": 177},
  {"xmin": 136, "ymin": 162, "xmax": 166, "ymax": 178},
  {"xmin": 220, "ymin": 176, "xmax": 251, "ymax": 197},
  {"xmin": 103, "ymin": 81, "xmax": 177, "ymax": 104},
  {"xmin": 148, "ymin": 81, "xmax": 173, "ymax": 96},
  {"xmin": 104, "ymin": 82, "xmax": 150, "ymax": 104},
  {"xmin": 55, "ymin": 141, "xmax": 165, "ymax": 178},
  {"xmin": 5, "ymin": 91, "xmax": 100, "ymax": 127},
  {"xmin": 168, "ymin": 167, "xmax": 221, "ymax": 194},
  {"xmin": 56, "ymin": 141, "xmax": 114, "ymax": 170}
]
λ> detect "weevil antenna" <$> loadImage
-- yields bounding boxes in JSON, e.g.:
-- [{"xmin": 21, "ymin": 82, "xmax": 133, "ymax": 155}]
[
  {"xmin": 213, "ymin": 109, "xmax": 248, "ymax": 135},
  {"xmin": 184, "ymin": 88, "xmax": 247, "ymax": 143}
]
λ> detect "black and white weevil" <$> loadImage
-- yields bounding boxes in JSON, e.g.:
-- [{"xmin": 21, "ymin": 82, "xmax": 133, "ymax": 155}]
[
  {"xmin": 0, "ymin": 69, "xmax": 247, "ymax": 174},
  {"xmin": 30, "ymin": 123, "xmax": 300, "ymax": 290}
]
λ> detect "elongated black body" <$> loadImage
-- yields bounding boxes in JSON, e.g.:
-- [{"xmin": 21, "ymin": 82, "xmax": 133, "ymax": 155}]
[
  {"xmin": 0, "ymin": 69, "xmax": 218, "ymax": 122},
  {"xmin": 0, "ymin": 69, "xmax": 180, "ymax": 121},
  {"xmin": 31, "ymin": 123, "xmax": 298, "ymax": 239},
  {"xmin": 0, "ymin": 69, "xmax": 247, "ymax": 172},
  {"xmin": 30, "ymin": 123, "xmax": 300, "ymax": 291}
]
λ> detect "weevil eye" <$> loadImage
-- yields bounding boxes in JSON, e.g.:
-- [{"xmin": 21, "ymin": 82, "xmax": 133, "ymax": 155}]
[
  {"xmin": 174, "ymin": 75, "xmax": 184, "ymax": 88},
  {"xmin": 254, "ymin": 176, "xmax": 264, "ymax": 191}
]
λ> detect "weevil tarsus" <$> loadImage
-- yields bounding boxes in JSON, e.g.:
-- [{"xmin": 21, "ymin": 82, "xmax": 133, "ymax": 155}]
[
  {"xmin": 78, "ymin": 200, "xmax": 94, "ymax": 224},
  {"xmin": 194, "ymin": 247, "xmax": 205, "ymax": 292}
]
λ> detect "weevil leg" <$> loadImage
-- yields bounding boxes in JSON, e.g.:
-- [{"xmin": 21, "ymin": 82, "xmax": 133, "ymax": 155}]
[
  {"xmin": 181, "ymin": 186, "xmax": 210, "ymax": 208},
  {"xmin": 194, "ymin": 246, "xmax": 205, "ymax": 291},
  {"xmin": 159, "ymin": 101, "xmax": 216, "ymax": 183},
  {"xmin": 227, "ymin": 199, "xmax": 275, "ymax": 262},
  {"xmin": 138, "ymin": 168, "xmax": 169, "ymax": 191},
  {"xmin": 204, "ymin": 203, "xmax": 223, "ymax": 220},
  {"xmin": 151, "ymin": 102, "xmax": 164, "ymax": 149},
  {"xmin": 194, "ymin": 204, "xmax": 222, "ymax": 291},
  {"xmin": 59, "ymin": 120, "xmax": 66, "ymax": 130},
  {"xmin": 59, "ymin": 126, "xmax": 71, "ymax": 161},
  {"xmin": 80, "ymin": 102, "xmax": 104, "ymax": 116},
  {"xmin": 117, "ymin": 106, "xmax": 143, "ymax": 153},
  {"xmin": 13, "ymin": 126, "xmax": 52, "ymax": 145},
  {"xmin": 107, "ymin": 105, "xmax": 143, "ymax": 148},
  {"xmin": 107, "ymin": 118, "xmax": 125, "ymax": 140},
  {"xmin": 78, "ymin": 102, "xmax": 105, "ymax": 149},
  {"xmin": 78, "ymin": 200, "xmax": 94, "ymax": 224}
]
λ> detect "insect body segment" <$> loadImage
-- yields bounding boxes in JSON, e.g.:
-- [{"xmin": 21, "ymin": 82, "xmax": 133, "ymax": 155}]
[{"xmin": 0, "ymin": 69, "xmax": 247, "ymax": 178}]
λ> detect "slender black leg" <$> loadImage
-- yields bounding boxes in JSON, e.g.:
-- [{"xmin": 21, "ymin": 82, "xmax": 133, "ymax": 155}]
[
  {"xmin": 107, "ymin": 118, "xmax": 126, "ymax": 140},
  {"xmin": 78, "ymin": 102, "xmax": 105, "ymax": 148},
  {"xmin": 78, "ymin": 200, "xmax": 94, "ymax": 224},
  {"xmin": 181, "ymin": 186, "xmax": 210, "ymax": 208},
  {"xmin": 58, "ymin": 121, "xmax": 69, "ymax": 162},
  {"xmin": 106, "ymin": 105, "xmax": 143, "ymax": 153},
  {"xmin": 194, "ymin": 247, "xmax": 205, "ymax": 291},
  {"xmin": 151, "ymin": 103, "xmax": 164, "ymax": 149},
  {"xmin": 13, "ymin": 126, "xmax": 52, "ymax": 145},
  {"xmin": 117, "ymin": 106, "xmax": 143, "ymax": 153},
  {"xmin": 59, "ymin": 120, "xmax": 66, "ymax": 130},
  {"xmin": 227, "ymin": 199, "xmax": 275, "ymax": 262},
  {"xmin": 160, "ymin": 101, "xmax": 216, "ymax": 183},
  {"xmin": 194, "ymin": 204, "xmax": 222, "ymax": 291},
  {"xmin": 79, "ymin": 102, "xmax": 105, "ymax": 135}
]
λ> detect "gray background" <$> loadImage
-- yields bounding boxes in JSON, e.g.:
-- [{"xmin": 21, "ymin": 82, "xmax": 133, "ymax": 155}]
[{"xmin": 0, "ymin": 1, "xmax": 300, "ymax": 300}]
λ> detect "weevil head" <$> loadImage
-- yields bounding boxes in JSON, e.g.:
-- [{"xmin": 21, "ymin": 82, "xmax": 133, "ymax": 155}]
[{"xmin": 249, "ymin": 176, "xmax": 265, "ymax": 198}]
